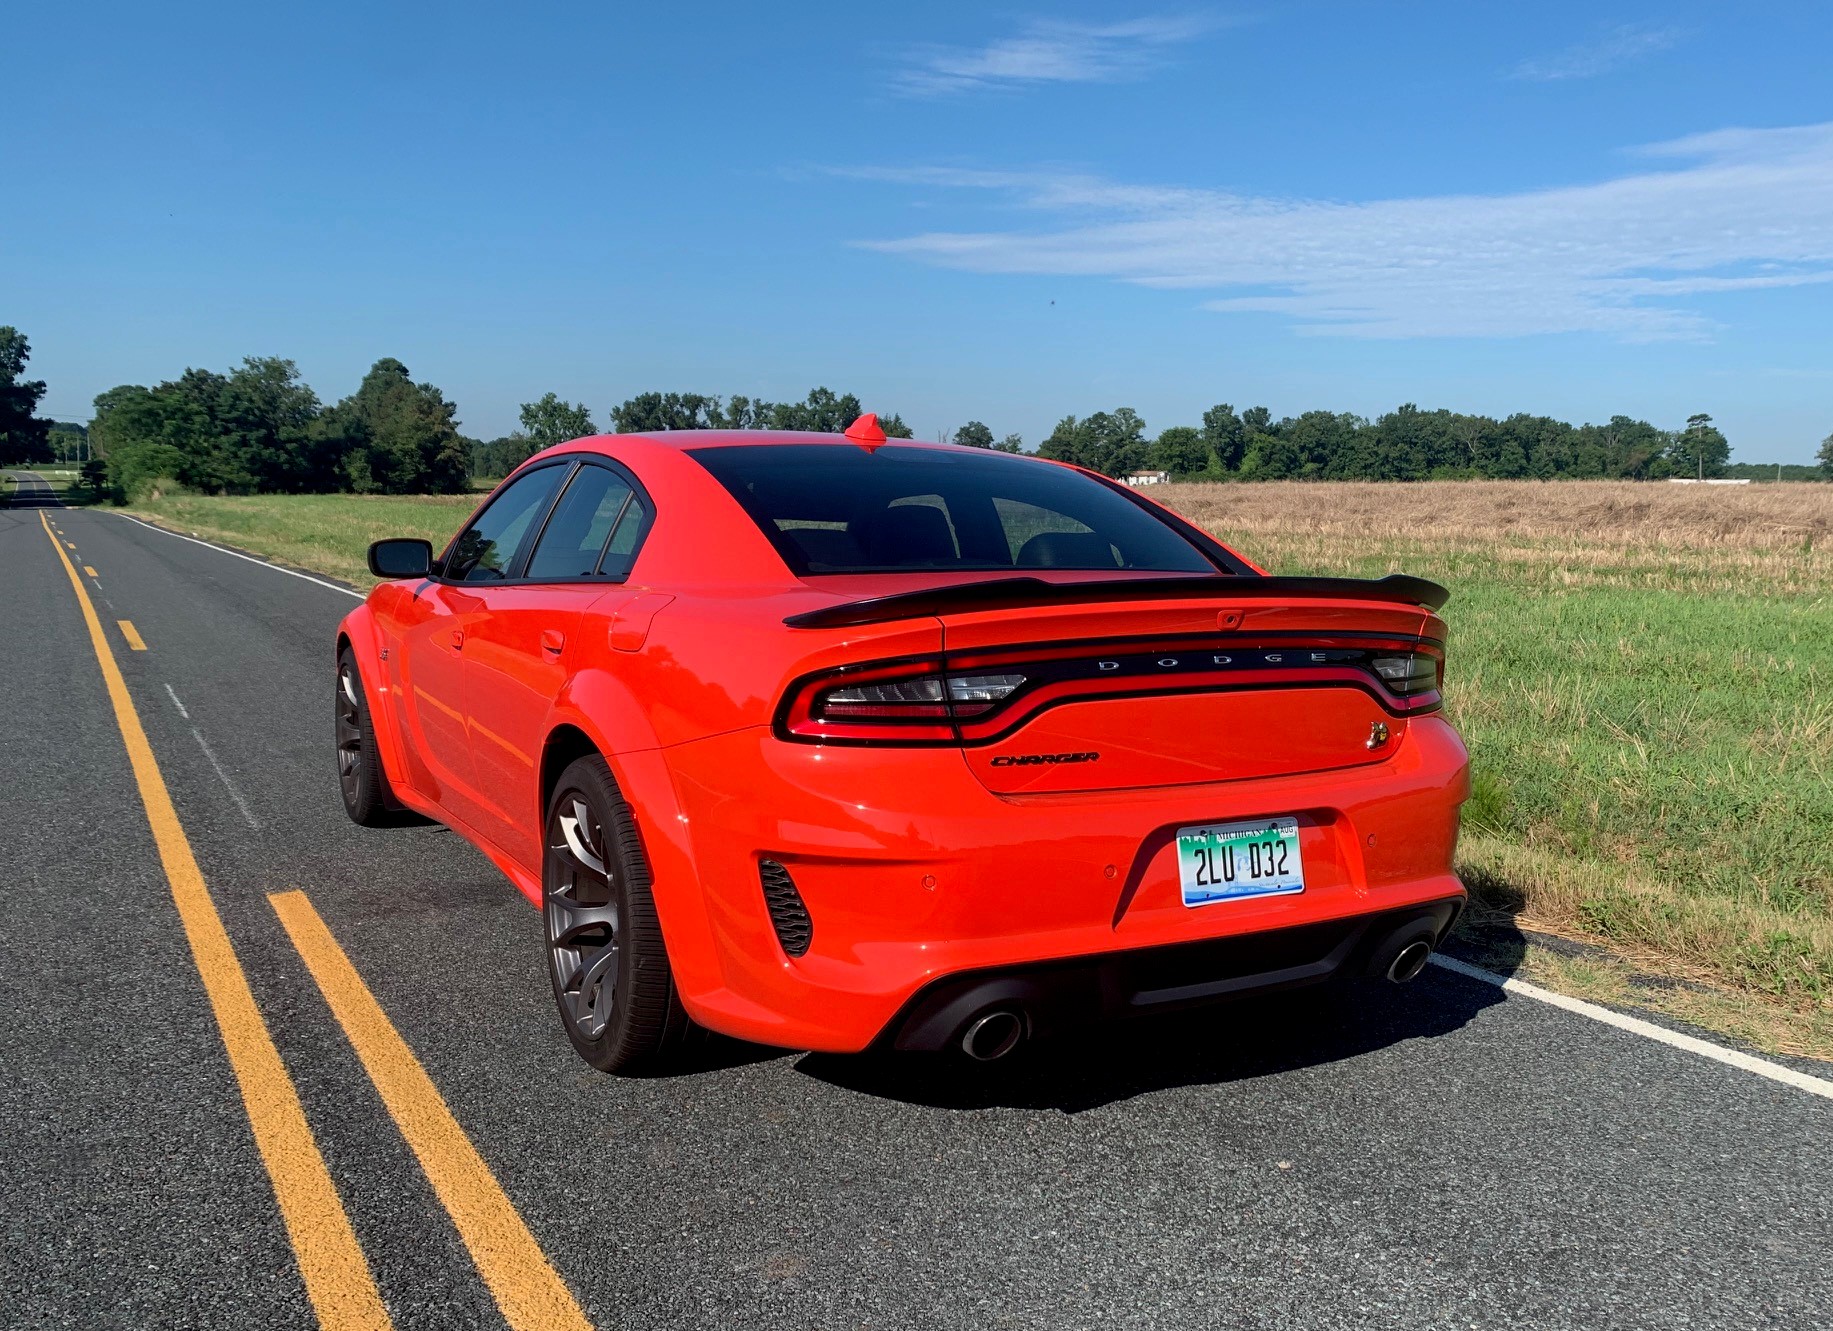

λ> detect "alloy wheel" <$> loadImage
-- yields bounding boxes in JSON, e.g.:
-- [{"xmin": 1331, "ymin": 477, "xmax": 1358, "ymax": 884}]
[
  {"xmin": 335, "ymin": 663, "xmax": 363, "ymax": 802},
  {"xmin": 546, "ymin": 793, "xmax": 622, "ymax": 1041}
]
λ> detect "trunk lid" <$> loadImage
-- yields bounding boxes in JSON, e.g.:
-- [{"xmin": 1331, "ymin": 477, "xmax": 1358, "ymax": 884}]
[{"xmin": 930, "ymin": 580, "xmax": 1443, "ymax": 795}]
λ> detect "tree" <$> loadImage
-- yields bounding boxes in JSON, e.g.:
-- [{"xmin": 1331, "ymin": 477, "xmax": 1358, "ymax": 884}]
[
  {"xmin": 610, "ymin": 391, "xmax": 723, "ymax": 433},
  {"xmin": 1200, "ymin": 404, "xmax": 1247, "ymax": 472},
  {"xmin": 954, "ymin": 420, "xmax": 995, "ymax": 449},
  {"xmin": 0, "ymin": 327, "xmax": 53, "ymax": 465},
  {"xmin": 519, "ymin": 393, "xmax": 597, "ymax": 451},
  {"xmin": 1151, "ymin": 425, "xmax": 1207, "ymax": 475},
  {"xmin": 1819, "ymin": 431, "xmax": 1833, "ymax": 479},
  {"xmin": 1668, "ymin": 413, "xmax": 1730, "ymax": 479},
  {"xmin": 994, "ymin": 433, "xmax": 1024, "ymax": 453},
  {"xmin": 1038, "ymin": 409, "xmax": 1148, "ymax": 476},
  {"xmin": 220, "ymin": 357, "xmax": 325, "ymax": 491},
  {"xmin": 321, "ymin": 358, "xmax": 469, "ymax": 495}
]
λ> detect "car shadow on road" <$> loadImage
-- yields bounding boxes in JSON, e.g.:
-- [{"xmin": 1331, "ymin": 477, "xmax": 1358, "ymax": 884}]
[{"xmin": 795, "ymin": 914, "xmax": 1530, "ymax": 1113}]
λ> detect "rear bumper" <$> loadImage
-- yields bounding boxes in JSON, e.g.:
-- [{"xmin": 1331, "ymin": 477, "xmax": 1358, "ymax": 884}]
[
  {"xmin": 656, "ymin": 716, "xmax": 1471, "ymax": 1053},
  {"xmin": 886, "ymin": 897, "xmax": 1463, "ymax": 1052}
]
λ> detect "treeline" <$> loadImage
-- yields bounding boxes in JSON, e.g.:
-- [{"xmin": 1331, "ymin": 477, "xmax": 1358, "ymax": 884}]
[
  {"xmin": 12, "ymin": 327, "xmax": 1832, "ymax": 497},
  {"xmin": 472, "ymin": 387, "xmax": 915, "ymax": 478},
  {"xmin": 79, "ymin": 351, "xmax": 923, "ymax": 500},
  {"xmin": 87, "ymin": 357, "xmax": 468, "ymax": 500},
  {"xmin": 1029, "ymin": 404, "xmax": 1745, "ymax": 482}
]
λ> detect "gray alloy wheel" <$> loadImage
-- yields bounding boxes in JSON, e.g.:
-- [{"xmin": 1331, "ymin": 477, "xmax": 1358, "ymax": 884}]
[{"xmin": 542, "ymin": 755, "xmax": 694, "ymax": 1072}]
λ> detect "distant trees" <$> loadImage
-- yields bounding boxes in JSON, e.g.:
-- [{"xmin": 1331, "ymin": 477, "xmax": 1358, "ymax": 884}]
[
  {"xmin": 0, "ymin": 327, "xmax": 52, "ymax": 465},
  {"xmin": 1668, "ymin": 413, "xmax": 1731, "ymax": 480},
  {"xmin": 318, "ymin": 359, "xmax": 470, "ymax": 495},
  {"xmin": 606, "ymin": 386, "xmax": 914, "ymax": 439},
  {"xmin": 1015, "ymin": 400, "xmax": 1771, "ymax": 483},
  {"xmin": 66, "ymin": 339, "xmax": 1819, "ymax": 496},
  {"xmin": 92, "ymin": 356, "xmax": 467, "ymax": 499},
  {"xmin": 1038, "ymin": 408, "xmax": 1149, "ymax": 475}
]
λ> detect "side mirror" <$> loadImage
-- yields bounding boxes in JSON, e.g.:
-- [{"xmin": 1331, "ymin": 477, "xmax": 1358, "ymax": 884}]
[{"xmin": 367, "ymin": 538, "xmax": 434, "ymax": 580}]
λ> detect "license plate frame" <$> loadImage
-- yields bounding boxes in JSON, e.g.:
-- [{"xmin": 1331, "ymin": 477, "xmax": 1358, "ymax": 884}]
[{"xmin": 1176, "ymin": 816, "xmax": 1305, "ymax": 907}]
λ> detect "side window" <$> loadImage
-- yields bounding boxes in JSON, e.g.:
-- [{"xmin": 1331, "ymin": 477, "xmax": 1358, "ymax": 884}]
[
  {"xmin": 526, "ymin": 465, "xmax": 638, "ymax": 580},
  {"xmin": 599, "ymin": 492, "xmax": 650, "ymax": 579},
  {"xmin": 445, "ymin": 467, "xmax": 566, "ymax": 582}
]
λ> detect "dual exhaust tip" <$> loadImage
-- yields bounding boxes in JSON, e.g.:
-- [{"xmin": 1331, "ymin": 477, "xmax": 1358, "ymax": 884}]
[{"xmin": 953, "ymin": 935, "xmax": 1435, "ymax": 1062}]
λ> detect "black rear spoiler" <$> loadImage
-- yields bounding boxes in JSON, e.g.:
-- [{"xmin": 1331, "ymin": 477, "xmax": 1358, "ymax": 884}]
[{"xmin": 783, "ymin": 573, "xmax": 1450, "ymax": 629}]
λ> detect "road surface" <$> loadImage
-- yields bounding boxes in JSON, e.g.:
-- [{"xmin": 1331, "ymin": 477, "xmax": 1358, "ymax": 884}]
[{"xmin": 2, "ymin": 471, "xmax": 1828, "ymax": 1329}]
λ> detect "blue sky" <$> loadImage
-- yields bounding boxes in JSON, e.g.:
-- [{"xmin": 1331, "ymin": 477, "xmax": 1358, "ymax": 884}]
[{"xmin": 8, "ymin": 2, "xmax": 1832, "ymax": 461}]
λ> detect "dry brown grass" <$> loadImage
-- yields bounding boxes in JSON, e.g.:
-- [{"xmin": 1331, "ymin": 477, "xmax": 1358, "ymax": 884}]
[{"xmin": 1162, "ymin": 479, "xmax": 1833, "ymax": 595}]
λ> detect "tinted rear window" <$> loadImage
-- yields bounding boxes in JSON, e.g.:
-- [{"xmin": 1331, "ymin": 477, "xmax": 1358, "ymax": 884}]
[{"xmin": 689, "ymin": 445, "xmax": 1219, "ymax": 576}]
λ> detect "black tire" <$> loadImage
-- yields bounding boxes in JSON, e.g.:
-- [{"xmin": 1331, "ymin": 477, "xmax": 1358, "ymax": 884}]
[
  {"xmin": 335, "ymin": 648, "xmax": 419, "ymax": 827},
  {"xmin": 543, "ymin": 755, "xmax": 694, "ymax": 1073}
]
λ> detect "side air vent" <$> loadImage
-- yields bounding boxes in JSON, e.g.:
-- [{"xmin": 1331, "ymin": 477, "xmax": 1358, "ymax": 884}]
[{"xmin": 758, "ymin": 859, "xmax": 812, "ymax": 958}]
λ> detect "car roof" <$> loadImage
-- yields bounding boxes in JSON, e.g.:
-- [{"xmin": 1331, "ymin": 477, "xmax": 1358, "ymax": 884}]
[{"xmin": 580, "ymin": 430, "xmax": 974, "ymax": 452}]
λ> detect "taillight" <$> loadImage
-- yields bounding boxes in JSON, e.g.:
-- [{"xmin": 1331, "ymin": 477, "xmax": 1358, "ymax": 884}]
[
  {"xmin": 787, "ymin": 667, "xmax": 1029, "ymax": 741},
  {"xmin": 778, "ymin": 639, "xmax": 1441, "ymax": 744},
  {"xmin": 1369, "ymin": 652, "xmax": 1441, "ymax": 697}
]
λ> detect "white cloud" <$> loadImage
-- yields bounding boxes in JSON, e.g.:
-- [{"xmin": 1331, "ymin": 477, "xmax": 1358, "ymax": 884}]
[
  {"xmin": 838, "ymin": 122, "xmax": 1833, "ymax": 341},
  {"xmin": 893, "ymin": 15, "xmax": 1219, "ymax": 96},
  {"xmin": 1509, "ymin": 21, "xmax": 1685, "ymax": 82}
]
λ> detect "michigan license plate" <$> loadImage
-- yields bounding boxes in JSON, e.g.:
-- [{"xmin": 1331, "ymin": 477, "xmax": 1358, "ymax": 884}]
[{"xmin": 1176, "ymin": 817, "xmax": 1305, "ymax": 906}]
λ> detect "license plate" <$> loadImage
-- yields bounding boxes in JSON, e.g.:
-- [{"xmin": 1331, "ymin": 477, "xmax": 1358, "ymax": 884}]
[{"xmin": 1176, "ymin": 817, "xmax": 1304, "ymax": 906}]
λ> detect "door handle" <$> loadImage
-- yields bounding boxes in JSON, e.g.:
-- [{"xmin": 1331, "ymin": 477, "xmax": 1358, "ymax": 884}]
[
  {"xmin": 450, "ymin": 630, "xmax": 465, "ymax": 650},
  {"xmin": 540, "ymin": 629, "xmax": 565, "ymax": 656}
]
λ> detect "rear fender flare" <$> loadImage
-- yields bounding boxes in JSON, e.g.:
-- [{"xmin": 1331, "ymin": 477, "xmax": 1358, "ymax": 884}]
[{"xmin": 538, "ymin": 692, "xmax": 723, "ymax": 1006}]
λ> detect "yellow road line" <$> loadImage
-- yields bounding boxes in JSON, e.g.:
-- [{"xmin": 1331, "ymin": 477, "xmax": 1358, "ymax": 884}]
[
  {"xmin": 269, "ymin": 890, "xmax": 593, "ymax": 1331},
  {"xmin": 38, "ymin": 512, "xmax": 392, "ymax": 1331},
  {"xmin": 65, "ymin": 540, "xmax": 76, "ymax": 549},
  {"xmin": 118, "ymin": 619, "xmax": 147, "ymax": 651},
  {"xmin": 83, "ymin": 565, "xmax": 98, "ymax": 578}
]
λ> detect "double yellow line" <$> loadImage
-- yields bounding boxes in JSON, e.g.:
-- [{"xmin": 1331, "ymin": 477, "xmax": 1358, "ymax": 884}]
[{"xmin": 41, "ymin": 513, "xmax": 591, "ymax": 1331}]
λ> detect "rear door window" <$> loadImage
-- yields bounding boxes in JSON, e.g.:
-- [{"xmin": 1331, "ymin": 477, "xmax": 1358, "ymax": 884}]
[{"xmin": 525, "ymin": 464, "xmax": 645, "ymax": 580}]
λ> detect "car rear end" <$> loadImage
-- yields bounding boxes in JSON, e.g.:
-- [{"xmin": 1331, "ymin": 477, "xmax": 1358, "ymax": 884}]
[{"xmin": 660, "ymin": 441, "xmax": 1469, "ymax": 1055}]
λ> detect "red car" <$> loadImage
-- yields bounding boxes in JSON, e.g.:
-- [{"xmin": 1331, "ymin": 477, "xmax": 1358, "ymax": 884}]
[{"xmin": 336, "ymin": 415, "xmax": 1468, "ymax": 1072}]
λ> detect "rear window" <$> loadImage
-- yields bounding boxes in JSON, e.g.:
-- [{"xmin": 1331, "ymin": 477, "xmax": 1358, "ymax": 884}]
[{"xmin": 689, "ymin": 444, "xmax": 1220, "ymax": 576}]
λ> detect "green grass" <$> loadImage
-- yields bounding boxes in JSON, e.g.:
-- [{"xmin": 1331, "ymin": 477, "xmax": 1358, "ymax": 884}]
[
  {"xmin": 120, "ymin": 479, "xmax": 1833, "ymax": 1042},
  {"xmin": 123, "ymin": 490, "xmax": 481, "ymax": 585},
  {"xmin": 1165, "ymin": 480, "xmax": 1833, "ymax": 1019}
]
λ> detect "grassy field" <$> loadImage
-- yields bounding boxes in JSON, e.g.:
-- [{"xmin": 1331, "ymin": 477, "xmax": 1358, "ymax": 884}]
[
  {"xmin": 1167, "ymin": 480, "xmax": 1833, "ymax": 1040},
  {"xmin": 123, "ymin": 490, "xmax": 484, "ymax": 584},
  {"xmin": 122, "ymin": 479, "xmax": 1833, "ymax": 1052}
]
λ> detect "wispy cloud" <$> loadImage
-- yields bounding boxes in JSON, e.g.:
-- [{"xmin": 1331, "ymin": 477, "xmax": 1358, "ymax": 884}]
[
  {"xmin": 1509, "ymin": 21, "xmax": 1685, "ymax": 81},
  {"xmin": 835, "ymin": 123, "xmax": 1833, "ymax": 340},
  {"xmin": 894, "ymin": 15, "xmax": 1219, "ymax": 96}
]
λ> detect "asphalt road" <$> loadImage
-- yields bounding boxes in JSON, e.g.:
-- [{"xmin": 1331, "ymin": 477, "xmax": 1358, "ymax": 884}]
[{"xmin": 2, "ymin": 470, "xmax": 1829, "ymax": 1330}]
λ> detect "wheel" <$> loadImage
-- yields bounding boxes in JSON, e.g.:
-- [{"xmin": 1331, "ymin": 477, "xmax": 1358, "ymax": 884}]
[
  {"xmin": 335, "ymin": 648, "xmax": 418, "ymax": 827},
  {"xmin": 544, "ymin": 755, "xmax": 694, "ymax": 1073}
]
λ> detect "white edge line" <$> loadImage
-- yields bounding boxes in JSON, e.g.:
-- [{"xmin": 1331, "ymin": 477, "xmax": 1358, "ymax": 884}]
[
  {"xmin": 190, "ymin": 726, "xmax": 262, "ymax": 831},
  {"xmin": 104, "ymin": 511, "xmax": 363, "ymax": 599},
  {"xmin": 164, "ymin": 684, "xmax": 190, "ymax": 719},
  {"xmin": 1429, "ymin": 953, "xmax": 1832, "ymax": 1101}
]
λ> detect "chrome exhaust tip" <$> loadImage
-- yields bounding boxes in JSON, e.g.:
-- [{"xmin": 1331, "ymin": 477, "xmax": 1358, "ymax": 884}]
[
  {"xmin": 960, "ymin": 1009, "xmax": 1026, "ymax": 1062},
  {"xmin": 1387, "ymin": 940, "xmax": 1433, "ymax": 984}
]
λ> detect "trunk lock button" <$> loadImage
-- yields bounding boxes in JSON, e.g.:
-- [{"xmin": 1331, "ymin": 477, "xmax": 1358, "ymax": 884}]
[{"xmin": 1367, "ymin": 721, "xmax": 1391, "ymax": 750}]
